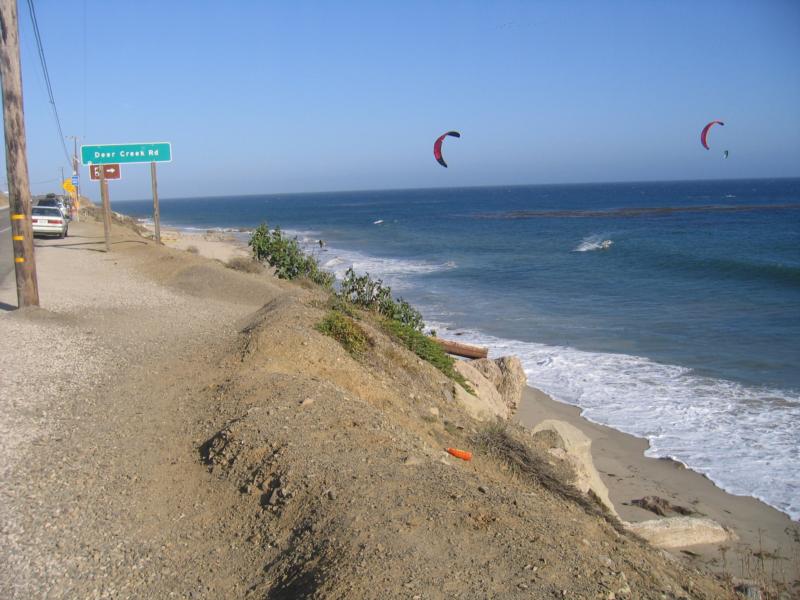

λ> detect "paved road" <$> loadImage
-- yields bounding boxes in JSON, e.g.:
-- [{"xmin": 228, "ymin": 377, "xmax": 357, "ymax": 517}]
[{"xmin": 0, "ymin": 206, "xmax": 12, "ymax": 284}]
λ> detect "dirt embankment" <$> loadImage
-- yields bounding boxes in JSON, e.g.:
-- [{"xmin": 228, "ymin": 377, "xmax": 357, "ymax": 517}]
[
  {"xmin": 193, "ymin": 277, "xmax": 739, "ymax": 599},
  {"xmin": 1, "ymin": 213, "xmax": 741, "ymax": 598}
]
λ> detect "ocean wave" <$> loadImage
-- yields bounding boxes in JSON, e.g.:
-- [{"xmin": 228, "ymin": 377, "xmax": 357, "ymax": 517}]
[
  {"xmin": 284, "ymin": 234, "xmax": 457, "ymax": 291},
  {"xmin": 574, "ymin": 235, "xmax": 614, "ymax": 252},
  {"xmin": 179, "ymin": 225, "xmax": 251, "ymax": 233},
  {"xmin": 135, "ymin": 218, "xmax": 251, "ymax": 235},
  {"xmin": 320, "ymin": 249, "xmax": 455, "ymax": 290},
  {"xmin": 427, "ymin": 322, "xmax": 800, "ymax": 521},
  {"xmin": 282, "ymin": 228, "xmax": 322, "ymax": 239}
]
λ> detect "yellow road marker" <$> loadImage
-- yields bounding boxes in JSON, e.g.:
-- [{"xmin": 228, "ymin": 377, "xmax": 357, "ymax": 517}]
[
  {"xmin": 11, "ymin": 213, "xmax": 24, "ymax": 220},
  {"xmin": 15, "ymin": 257, "xmax": 25, "ymax": 263},
  {"xmin": 12, "ymin": 235, "xmax": 23, "ymax": 241}
]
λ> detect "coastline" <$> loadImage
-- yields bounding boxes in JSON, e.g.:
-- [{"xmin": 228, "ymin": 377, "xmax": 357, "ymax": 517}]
[
  {"xmin": 156, "ymin": 219, "xmax": 798, "ymax": 519},
  {"xmin": 159, "ymin": 221, "xmax": 799, "ymax": 570},
  {"xmin": 2, "ymin": 211, "xmax": 793, "ymax": 595},
  {"xmin": 517, "ymin": 386, "xmax": 799, "ymax": 578}
]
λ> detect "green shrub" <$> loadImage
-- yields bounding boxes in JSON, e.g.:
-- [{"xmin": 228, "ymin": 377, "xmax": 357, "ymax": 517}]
[
  {"xmin": 338, "ymin": 268, "xmax": 424, "ymax": 331},
  {"xmin": 381, "ymin": 319, "xmax": 471, "ymax": 391},
  {"xmin": 327, "ymin": 295, "xmax": 358, "ymax": 318},
  {"xmin": 316, "ymin": 311, "xmax": 369, "ymax": 356},
  {"xmin": 249, "ymin": 223, "xmax": 333, "ymax": 288},
  {"xmin": 305, "ymin": 260, "xmax": 336, "ymax": 288}
]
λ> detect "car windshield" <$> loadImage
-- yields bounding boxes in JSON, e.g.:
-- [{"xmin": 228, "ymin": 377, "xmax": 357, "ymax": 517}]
[{"xmin": 32, "ymin": 207, "xmax": 62, "ymax": 217}]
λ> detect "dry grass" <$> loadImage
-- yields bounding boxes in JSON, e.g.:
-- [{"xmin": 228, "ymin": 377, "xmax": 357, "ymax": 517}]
[
  {"xmin": 471, "ymin": 421, "xmax": 626, "ymax": 532},
  {"xmin": 226, "ymin": 256, "xmax": 263, "ymax": 274},
  {"xmin": 472, "ymin": 421, "xmax": 560, "ymax": 482},
  {"xmin": 186, "ymin": 245, "xmax": 199, "ymax": 254}
]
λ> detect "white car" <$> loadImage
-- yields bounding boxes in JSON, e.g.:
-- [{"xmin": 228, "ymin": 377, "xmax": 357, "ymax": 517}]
[
  {"xmin": 36, "ymin": 197, "xmax": 71, "ymax": 220},
  {"xmin": 31, "ymin": 206, "xmax": 68, "ymax": 238}
]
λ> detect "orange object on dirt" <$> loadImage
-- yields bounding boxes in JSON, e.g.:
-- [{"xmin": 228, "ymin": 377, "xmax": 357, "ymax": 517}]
[{"xmin": 446, "ymin": 447, "xmax": 473, "ymax": 461}]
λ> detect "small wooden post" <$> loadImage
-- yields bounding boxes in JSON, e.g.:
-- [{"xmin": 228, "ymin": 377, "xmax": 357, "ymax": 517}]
[
  {"xmin": 100, "ymin": 168, "xmax": 111, "ymax": 252},
  {"xmin": 0, "ymin": 0, "xmax": 39, "ymax": 307},
  {"xmin": 150, "ymin": 161, "xmax": 161, "ymax": 244}
]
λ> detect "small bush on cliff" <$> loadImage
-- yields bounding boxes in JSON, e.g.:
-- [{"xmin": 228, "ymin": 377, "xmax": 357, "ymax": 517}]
[
  {"xmin": 249, "ymin": 224, "xmax": 334, "ymax": 288},
  {"xmin": 316, "ymin": 310, "xmax": 369, "ymax": 356},
  {"xmin": 381, "ymin": 319, "xmax": 470, "ymax": 390},
  {"xmin": 472, "ymin": 422, "xmax": 622, "ymax": 527},
  {"xmin": 226, "ymin": 256, "xmax": 263, "ymax": 274},
  {"xmin": 472, "ymin": 422, "xmax": 550, "ymax": 480},
  {"xmin": 338, "ymin": 268, "xmax": 424, "ymax": 331}
]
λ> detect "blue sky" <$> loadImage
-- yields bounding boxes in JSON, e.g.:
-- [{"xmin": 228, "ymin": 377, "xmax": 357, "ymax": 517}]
[{"xmin": 4, "ymin": 0, "xmax": 800, "ymax": 201}]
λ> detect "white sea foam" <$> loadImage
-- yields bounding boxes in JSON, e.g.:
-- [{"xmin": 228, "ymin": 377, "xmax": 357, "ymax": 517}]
[
  {"xmin": 135, "ymin": 218, "xmax": 251, "ymax": 235},
  {"xmin": 322, "ymin": 249, "xmax": 455, "ymax": 290},
  {"xmin": 289, "ymin": 233, "xmax": 456, "ymax": 291},
  {"xmin": 574, "ymin": 234, "xmax": 614, "ymax": 252},
  {"xmin": 428, "ymin": 322, "xmax": 800, "ymax": 521}
]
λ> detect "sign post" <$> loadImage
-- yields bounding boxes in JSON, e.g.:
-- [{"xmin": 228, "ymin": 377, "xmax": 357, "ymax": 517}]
[
  {"xmin": 81, "ymin": 142, "xmax": 171, "ymax": 247},
  {"xmin": 150, "ymin": 162, "xmax": 161, "ymax": 244},
  {"xmin": 99, "ymin": 168, "xmax": 111, "ymax": 252}
]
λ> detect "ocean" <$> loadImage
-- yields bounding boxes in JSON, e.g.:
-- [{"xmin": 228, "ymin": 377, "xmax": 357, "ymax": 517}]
[{"xmin": 119, "ymin": 178, "xmax": 800, "ymax": 520}]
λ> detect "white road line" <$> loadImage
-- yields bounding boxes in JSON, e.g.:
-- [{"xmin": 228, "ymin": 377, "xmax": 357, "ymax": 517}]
[{"xmin": 0, "ymin": 226, "xmax": 10, "ymax": 234}]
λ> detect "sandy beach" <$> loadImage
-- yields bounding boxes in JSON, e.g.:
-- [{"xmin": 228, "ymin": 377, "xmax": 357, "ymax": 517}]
[
  {"xmin": 140, "ymin": 223, "xmax": 250, "ymax": 263},
  {"xmin": 517, "ymin": 387, "xmax": 799, "ymax": 581}
]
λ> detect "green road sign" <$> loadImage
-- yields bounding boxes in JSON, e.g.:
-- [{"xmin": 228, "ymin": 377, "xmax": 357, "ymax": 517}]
[{"xmin": 81, "ymin": 142, "xmax": 172, "ymax": 165}]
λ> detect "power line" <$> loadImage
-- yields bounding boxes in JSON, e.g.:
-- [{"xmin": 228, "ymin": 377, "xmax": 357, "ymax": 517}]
[
  {"xmin": 82, "ymin": 0, "xmax": 87, "ymax": 138},
  {"xmin": 25, "ymin": 0, "xmax": 71, "ymax": 166}
]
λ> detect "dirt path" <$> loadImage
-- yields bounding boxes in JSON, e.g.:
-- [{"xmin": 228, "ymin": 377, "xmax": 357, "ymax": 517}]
[{"xmin": 0, "ymin": 220, "xmax": 279, "ymax": 598}]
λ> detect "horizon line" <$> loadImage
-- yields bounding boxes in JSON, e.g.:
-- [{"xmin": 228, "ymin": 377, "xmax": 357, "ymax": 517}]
[{"xmin": 112, "ymin": 175, "xmax": 800, "ymax": 203}]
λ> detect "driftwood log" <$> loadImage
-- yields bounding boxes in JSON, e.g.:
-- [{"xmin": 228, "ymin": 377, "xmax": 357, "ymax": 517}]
[{"xmin": 431, "ymin": 337, "xmax": 488, "ymax": 359}]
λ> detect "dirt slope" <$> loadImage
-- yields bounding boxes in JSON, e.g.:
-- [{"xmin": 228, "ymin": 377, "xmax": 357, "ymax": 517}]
[{"xmin": 198, "ymin": 286, "xmax": 735, "ymax": 599}]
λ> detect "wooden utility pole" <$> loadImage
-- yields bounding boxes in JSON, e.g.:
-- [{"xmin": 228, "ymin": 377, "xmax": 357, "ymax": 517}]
[
  {"xmin": 0, "ymin": 0, "xmax": 39, "ymax": 307},
  {"xmin": 150, "ymin": 162, "xmax": 160, "ymax": 244},
  {"xmin": 67, "ymin": 136, "xmax": 80, "ymax": 221},
  {"xmin": 99, "ymin": 168, "xmax": 111, "ymax": 251}
]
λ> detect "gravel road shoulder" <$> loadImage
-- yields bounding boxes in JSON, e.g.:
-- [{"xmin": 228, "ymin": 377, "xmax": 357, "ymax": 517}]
[{"xmin": 1, "ymin": 220, "xmax": 281, "ymax": 598}]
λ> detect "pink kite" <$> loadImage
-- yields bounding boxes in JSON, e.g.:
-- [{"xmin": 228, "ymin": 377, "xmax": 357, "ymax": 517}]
[{"xmin": 700, "ymin": 121, "xmax": 724, "ymax": 150}]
